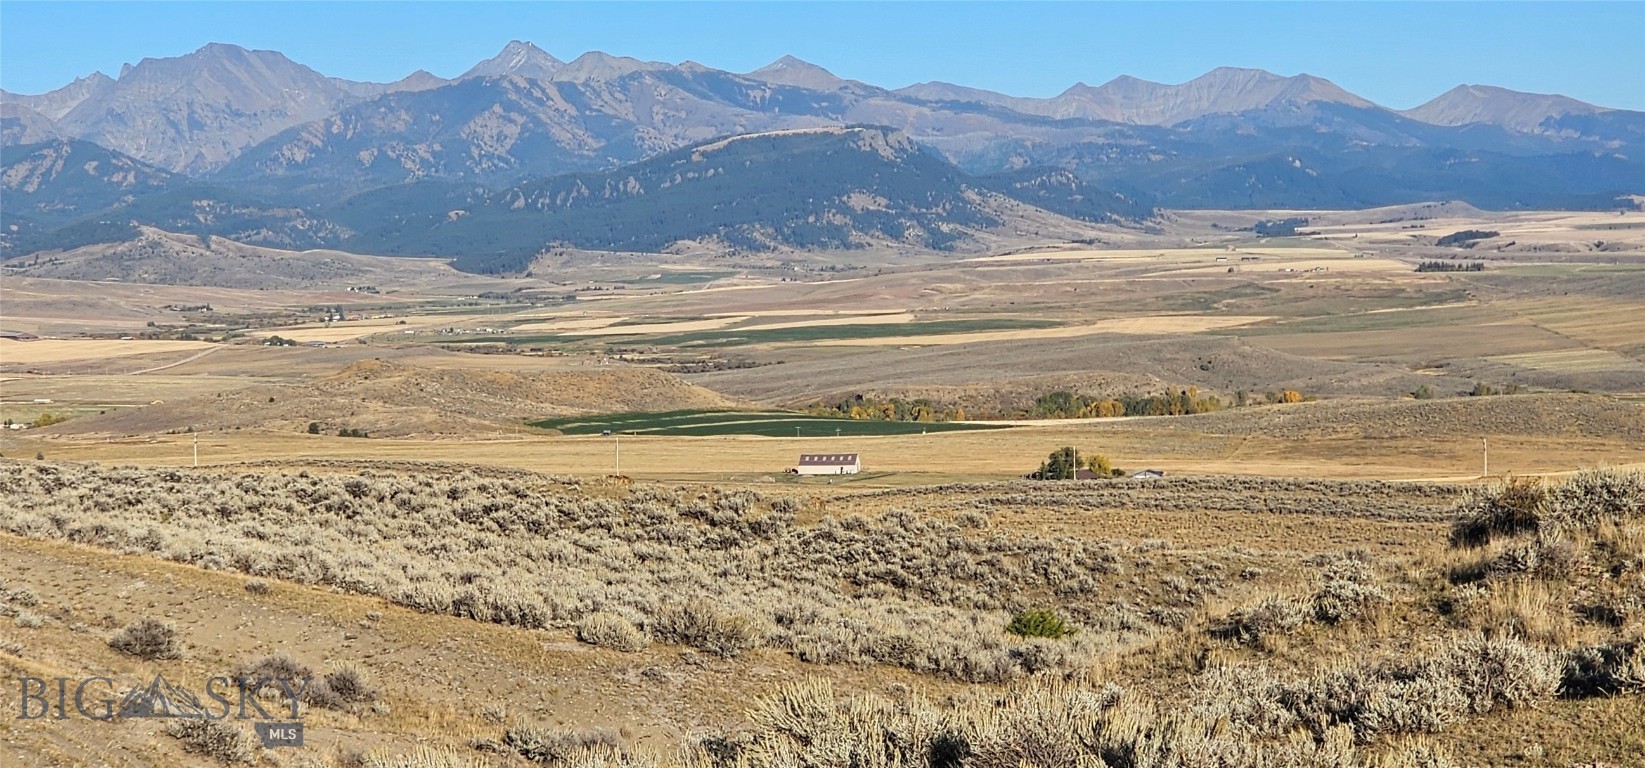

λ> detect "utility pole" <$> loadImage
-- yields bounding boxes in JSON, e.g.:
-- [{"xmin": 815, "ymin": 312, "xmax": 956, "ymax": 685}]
[
  {"xmin": 192, "ymin": 432, "xmax": 198, "ymax": 467},
  {"xmin": 615, "ymin": 433, "xmax": 621, "ymax": 476},
  {"xmin": 1072, "ymin": 446, "xmax": 1078, "ymax": 481},
  {"xmin": 1482, "ymin": 437, "xmax": 1488, "ymax": 478},
  {"xmin": 795, "ymin": 426, "xmax": 801, "ymax": 438}
]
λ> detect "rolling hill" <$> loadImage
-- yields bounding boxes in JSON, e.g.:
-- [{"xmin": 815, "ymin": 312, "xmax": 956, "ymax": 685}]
[
  {"xmin": 335, "ymin": 126, "xmax": 1138, "ymax": 272},
  {"xmin": 3, "ymin": 126, "xmax": 1140, "ymax": 269}
]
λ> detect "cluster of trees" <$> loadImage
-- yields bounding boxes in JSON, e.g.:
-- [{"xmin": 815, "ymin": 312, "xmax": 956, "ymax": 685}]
[
  {"xmin": 806, "ymin": 395, "xmax": 964, "ymax": 423},
  {"xmin": 1030, "ymin": 447, "xmax": 1120, "ymax": 480},
  {"xmin": 1412, "ymin": 382, "xmax": 1527, "ymax": 400},
  {"xmin": 307, "ymin": 422, "xmax": 370, "ymax": 438},
  {"xmin": 263, "ymin": 335, "xmax": 299, "ymax": 346},
  {"xmin": 31, "ymin": 412, "xmax": 70, "ymax": 428},
  {"xmin": 1030, "ymin": 388, "xmax": 1228, "ymax": 419},
  {"xmin": 809, "ymin": 387, "xmax": 1311, "ymax": 424},
  {"xmin": 1252, "ymin": 217, "xmax": 1308, "ymax": 237},
  {"xmin": 1436, "ymin": 230, "xmax": 1498, "ymax": 247},
  {"xmin": 1415, "ymin": 261, "xmax": 1486, "ymax": 272}
]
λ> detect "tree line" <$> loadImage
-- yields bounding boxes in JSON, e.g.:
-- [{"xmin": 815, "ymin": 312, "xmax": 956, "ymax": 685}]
[{"xmin": 807, "ymin": 387, "xmax": 1311, "ymax": 423}]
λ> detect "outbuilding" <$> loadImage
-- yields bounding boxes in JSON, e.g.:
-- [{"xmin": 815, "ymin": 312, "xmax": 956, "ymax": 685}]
[{"xmin": 796, "ymin": 453, "xmax": 861, "ymax": 475}]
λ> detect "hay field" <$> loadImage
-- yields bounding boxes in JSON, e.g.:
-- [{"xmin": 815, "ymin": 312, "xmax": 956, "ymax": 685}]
[
  {"xmin": 1501, "ymin": 297, "xmax": 1645, "ymax": 352},
  {"xmin": 560, "ymin": 316, "xmax": 751, "ymax": 336},
  {"xmin": 0, "ymin": 338, "xmax": 217, "ymax": 365},
  {"xmin": 811, "ymin": 315, "xmax": 1269, "ymax": 347},
  {"xmin": 1488, "ymin": 348, "xmax": 1645, "ymax": 374}
]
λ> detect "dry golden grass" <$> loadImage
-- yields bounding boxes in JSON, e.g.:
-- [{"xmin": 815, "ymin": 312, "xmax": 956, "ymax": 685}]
[
  {"xmin": 561, "ymin": 316, "xmax": 750, "ymax": 336},
  {"xmin": 9, "ymin": 413, "xmax": 1642, "ymax": 483},
  {"xmin": 1500, "ymin": 297, "xmax": 1645, "ymax": 351},
  {"xmin": 0, "ymin": 338, "xmax": 217, "ymax": 365},
  {"xmin": 1488, "ymin": 348, "xmax": 1645, "ymax": 374},
  {"xmin": 813, "ymin": 315, "xmax": 1271, "ymax": 346}
]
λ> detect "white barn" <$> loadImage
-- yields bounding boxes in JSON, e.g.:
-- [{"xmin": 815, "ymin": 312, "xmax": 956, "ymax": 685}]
[{"xmin": 796, "ymin": 453, "xmax": 861, "ymax": 475}]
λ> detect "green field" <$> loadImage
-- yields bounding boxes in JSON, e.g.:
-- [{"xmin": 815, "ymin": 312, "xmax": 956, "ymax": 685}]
[{"xmin": 529, "ymin": 409, "xmax": 1007, "ymax": 437}]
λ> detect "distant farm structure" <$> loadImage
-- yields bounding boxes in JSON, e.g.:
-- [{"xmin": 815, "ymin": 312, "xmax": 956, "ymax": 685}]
[{"xmin": 795, "ymin": 453, "xmax": 861, "ymax": 475}]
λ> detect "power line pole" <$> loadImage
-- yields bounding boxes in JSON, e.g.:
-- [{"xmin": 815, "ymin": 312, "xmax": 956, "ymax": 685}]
[
  {"xmin": 192, "ymin": 431, "xmax": 199, "ymax": 467},
  {"xmin": 615, "ymin": 433, "xmax": 621, "ymax": 476},
  {"xmin": 1482, "ymin": 437, "xmax": 1488, "ymax": 478}
]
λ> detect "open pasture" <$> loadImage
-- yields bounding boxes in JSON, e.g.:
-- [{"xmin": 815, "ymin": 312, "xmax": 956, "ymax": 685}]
[
  {"xmin": 1488, "ymin": 348, "xmax": 1645, "ymax": 374},
  {"xmin": 11, "ymin": 398, "xmax": 1642, "ymax": 482},
  {"xmin": 0, "ymin": 338, "xmax": 216, "ymax": 365}
]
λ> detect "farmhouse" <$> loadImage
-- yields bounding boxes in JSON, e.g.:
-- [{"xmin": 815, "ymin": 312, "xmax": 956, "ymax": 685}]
[
  {"xmin": 1130, "ymin": 469, "xmax": 1167, "ymax": 480},
  {"xmin": 796, "ymin": 453, "xmax": 861, "ymax": 475}
]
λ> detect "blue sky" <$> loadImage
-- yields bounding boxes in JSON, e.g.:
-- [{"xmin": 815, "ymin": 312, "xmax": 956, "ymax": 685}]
[{"xmin": 3, "ymin": 2, "xmax": 1642, "ymax": 110}]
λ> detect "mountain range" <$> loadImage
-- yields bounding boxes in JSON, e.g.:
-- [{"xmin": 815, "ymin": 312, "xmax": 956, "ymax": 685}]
[{"xmin": 3, "ymin": 41, "xmax": 1641, "ymax": 269}]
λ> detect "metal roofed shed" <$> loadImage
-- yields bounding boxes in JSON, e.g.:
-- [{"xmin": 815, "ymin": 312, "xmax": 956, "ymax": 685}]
[{"xmin": 795, "ymin": 453, "xmax": 861, "ymax": 475}]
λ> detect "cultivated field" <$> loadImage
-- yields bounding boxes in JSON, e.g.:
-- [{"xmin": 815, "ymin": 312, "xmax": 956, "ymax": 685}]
[{"xmin": 531, "ymin": 409, "xmax": 1004, "ymax": 437}]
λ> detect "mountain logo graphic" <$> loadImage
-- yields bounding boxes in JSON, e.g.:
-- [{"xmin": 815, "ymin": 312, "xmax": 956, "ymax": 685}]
[{"xmin": 116, "ymin": 675, "xmax": 208, "ymax": 719}]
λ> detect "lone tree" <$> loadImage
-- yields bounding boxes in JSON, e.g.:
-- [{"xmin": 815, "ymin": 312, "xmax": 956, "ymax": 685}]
[{"xmin": 1035, "ymin": 447, "xmax": 1079, "ymax": 479}]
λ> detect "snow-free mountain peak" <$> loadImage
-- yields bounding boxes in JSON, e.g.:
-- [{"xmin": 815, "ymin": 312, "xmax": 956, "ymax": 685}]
[
  {"xmin": 460, "ymin": 40, "xmax": 565, "ymax": 81},
  {"xmin": 747, "ymin": 55, "xmax": 852, "ymax": 90},
  {"xmin": 1401, "ymin": 84, "xmax": 1603, "ymax": 132}
]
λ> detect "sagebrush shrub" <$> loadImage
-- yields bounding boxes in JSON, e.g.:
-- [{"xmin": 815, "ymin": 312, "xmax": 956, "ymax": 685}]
[
  {"xmin": 577, "ymin": 612, "xmax": 650, "ymax": 652},
  {"xmin": 359, "ymin": 747, "xmax": 485, "ymax": 768},
  {"xmin": 165, "ymin": 718, "xmax": 255, "ymax": 765},
  {"xmin": 324, "ymin": 662, "xmax": 379, "ymax": 705},
  {"xmin": 108, "ymin": 617, "xmax": 182, "ymax": 660},
  {"xmin": 503, "ymin": 721, "xmax": 622, "ymax": 764},
  {"xmin": 1215, "ymin": 596, "xmax": 1307, "ymax": 645},
  {"xmin": 1313, "ymin": 558, "xmax": 1389, "ymax": 624},
  {"xmin": 1562, "ymin": 641, "xmax": 1645, "ymax": 697},
  {"xmin": 1449, "ymin": 476, "xmax": 1546, "ymax": 548},
  {"xmin": 654, "ymin": 598, "xmax": 764, "ymax": 658},
  {"xmin": 1540, "ymin": 468, "xmax": 1645, "ymax": 534}
]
